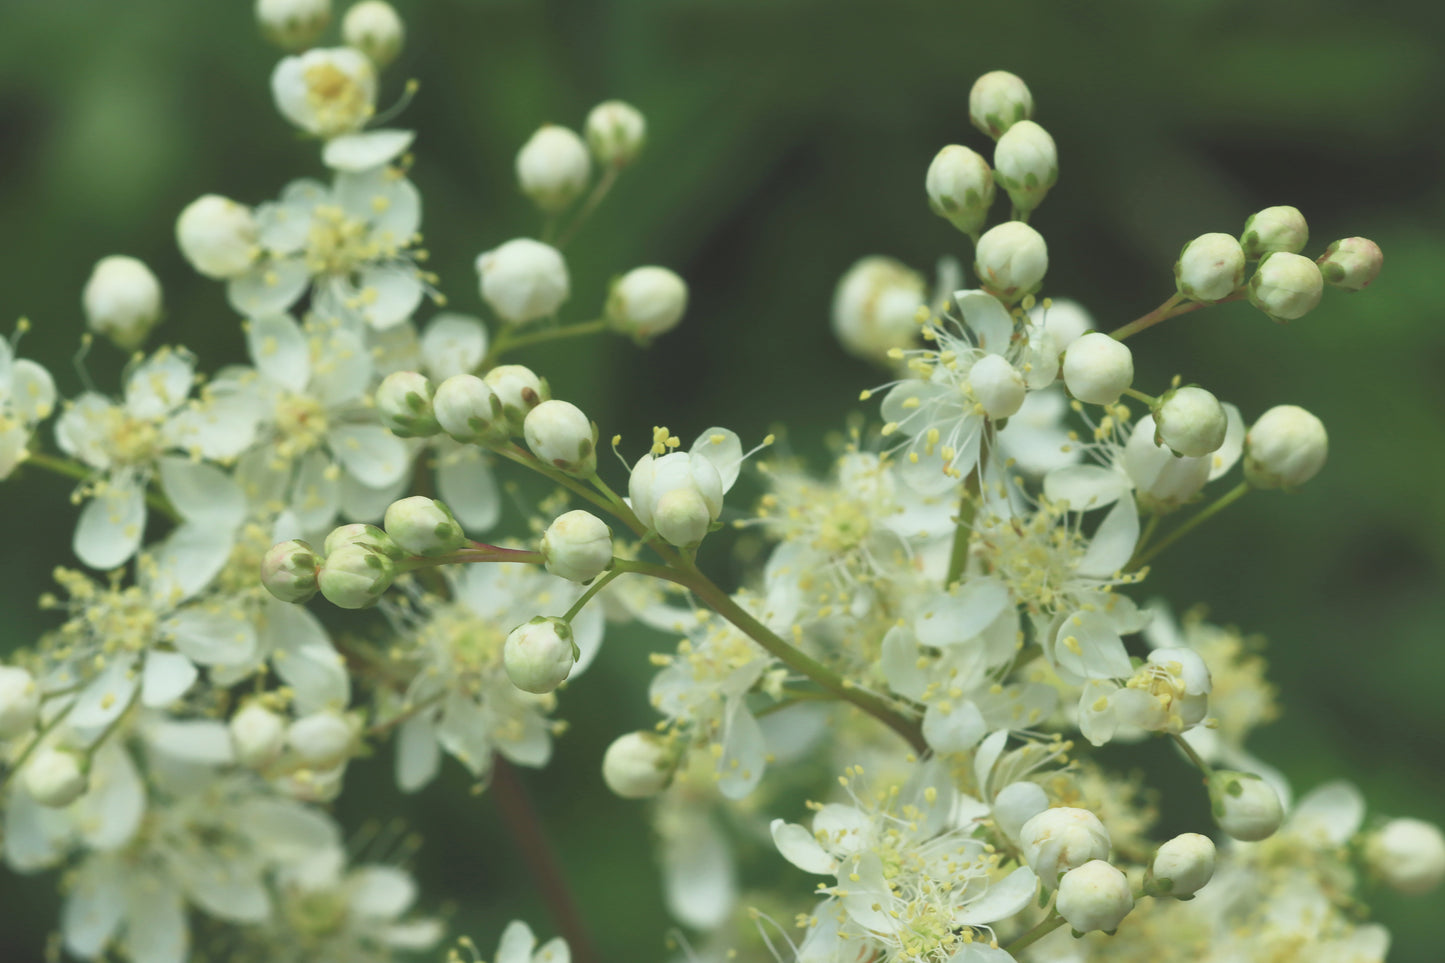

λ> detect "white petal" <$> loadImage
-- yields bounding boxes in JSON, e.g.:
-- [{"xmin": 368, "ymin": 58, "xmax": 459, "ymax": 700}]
[
  {"xmin": 74, "ymin": 742, "xmax": 146, "ymax": 852},
  {"xmin": 1054, "ymin": 610, "xmax": 1133, "ymax": 681},
  {"xmin": 4, "ymin": 784, "xmax": 74, "ymax": 870},
  {"xmin": 56, "ymin": 393, "xmax": 117, "ymax": 467},
  {"xmin": 715, "ymin": 703, "xmax": 766, "ymax": 799},
  {"xmin": 973, "ymin": 729, "xmax": 1010, "ymax": 795},
  {"xmin": 178, "ymin": 852, "xmax": 271, "ymax": 922},
  {"xmin": 328, "ymin": 422, "xmax": 410, "ymax": 487},
  {"xmin": 355, "ymin": 264, "xmax": 425, "ymax": 330},
  {"xmin": 308, "ymin": 328, "xmax": 371, "ymax": 406},
  {"xmin": 812, "ymin": 804, "xmax": 870, "ymax": 855},
  {"xmin": 262, "ymin": 599, "xmax": 350, "ymax": 711},
  {"xmin": 157, "ymin": 457, "xmax": 246, "ymax": 527},
  {"xmin": 496, "ymin": 920, "xmax": 537, "ymax": 963},
  {"xmin": 923, "ymin": 698, "xmax": 986, "ymax": 754},
  {"xmin": 436, "ymin": 442, "xmax": 501, "ymax": 531},
  {"xmin": 145, "ymin": 719, "xmax": 235, "ymax": 765},
  {"xmin": 163, "ymin": 604, "xmax": 256, "ymax": 666},
  {"xmin": 1208, "ymin": 402, "xmax": 1246, "ymax": 481},
  {"xmin": 1291, "ymin": 780, "xmax": 1366, "ymax": 846},
  {"xmin": 770, "ymin": 819, "xmax": 838, "ymax": 875},
  {"xmin": 74, "ymin": 481, "xmax": 147, "ymax": 570},
  {"xmin": 420, "ymin": 313, "xmax": 488, "ymax": 379},
  {"xmin": 147, "ymin": 522, "xmax": 233, "ymax": 602},
  {"xmin": 382, "ymin": 920, "xmax": 445, "ymax": 950},
  {"xmin": 322, "ymin": 128, "xmax": 416, "ymax": 172},
  {"xmin": 534, "ymin": 937, "xmax": 570, "ymax": 963},
  {"xmin": 63, "ymin": 859, "xmax": 127, "ymax": 956},
  {"xmin": 1077, "ymin": 492, "xmax": 1139, "ymax": 578},
  {"xmin": 289, "ymin": 450, "xmax": 341, "ymax": 532},
  {"xmin": 124, "ymin": 350, "xmax": 195, "ymax": 419},
  {"xmin": 349, "ymin": 865, "xmax": 416, "ymax": 920},
  {"xmin": 916, "ymin": 577, "xmax": 1010, "ymax": 647},
  {"xmin": 880, "ymin": 625, "xmax": 929, "ymax": 700},
  {"xmin": 691, "ymin": 427, "xmax": 744, "ymax": 491},
  {"xmin": 340, "ymin": 465, "xmax": 412, "ymax": 523},
  {"xmin": 436, "ymin": 694, "xmax": 495, "ymax": 776},
  {"xmin": 227, "ymin": 257, "xmax": 311, "ymax": 318},
  {"xmin": 124, "ymin": 879, "xmax": 188, "ymax": 963},
  {"xmin": 240, "ymin": 796, "xmax": 342, "ymax": 861},
  {"xmin": 11, "ymin": 358, "xmax": 58, "ymax": 423},
  {"xmin": 662, "ymin": 814, "xmax": 737, "ymax": 930},
  {"xmin": 396, "ymin": 714, "xmax": 441, "ymax": 793},
  {"xmin": 336, "ymin": 167, "xmax": 421, "ymax": 245},
  {"xmin": 956, "ymin": 865, "xmax": 1038, "ymax": 925},
  {"xmin": 1043, "ymin": 464, "xmax": 1128, "ymax": 511},
  {"xmin": 141, "ymin": 651, "xmax": 198, "ymax": 707},
  {"xmin": 70, "ymin": 656, "xmax": 140, "ymax": 730},
  {"xmin": 955, "ymin": 289, "xmax": 1014, "ymax": 353},
  {"xmin": 246, "ymin": 313, "xmax": 311, "ymax": 392}
]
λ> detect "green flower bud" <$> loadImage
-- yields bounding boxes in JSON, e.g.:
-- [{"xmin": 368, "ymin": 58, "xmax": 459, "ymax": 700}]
[{"xmin": 383, "ymin": 495, "xmax": 467, "ymax": 557}]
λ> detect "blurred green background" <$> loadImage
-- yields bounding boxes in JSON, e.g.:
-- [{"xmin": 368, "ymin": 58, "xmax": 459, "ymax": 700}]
[{"xmin": 3, "ymin": 0, "xmax": 1444, "ymax": 960}]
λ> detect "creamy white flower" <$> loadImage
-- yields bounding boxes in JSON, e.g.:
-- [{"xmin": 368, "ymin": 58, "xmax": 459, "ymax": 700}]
[
  {"xmin": 831, "ymin": 256, "xmax": 928, "ymax": 362},
  {"xmin": 271, "ymin": 47, "xmax": 377, "ymax": 138},
  {"xmin": 0, "ymin": 337, "xmax": 57, "ymax": 480}
]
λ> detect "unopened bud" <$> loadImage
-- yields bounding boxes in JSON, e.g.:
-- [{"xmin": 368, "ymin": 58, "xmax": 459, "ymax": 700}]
[
  {"xmin": 384, "ymin": 496, "xmax": 466, "ymax": 557},
  {"xmin": 994, "ymin": 120, "xmax": 1057, "ymax": 215},
  {"xmin": 969, "ymin": 70, "xmax": 1033, "ymax": 139},
  {"xmin": 830, "ymin": 256, "xmax": 927, "ymax": 361},
  {"xmin": 476, "ymin": 239, "xmax": 570, "ymax": 326},
  {"xmin": 1154, "ymin": 386, "xmax": 1227, "ymax": 458},
  {"xmin": 83, "ymin": 256, "xmax": 163, "ymax": 351},
  {"xmin": 503, "ymin": 617, "xmax": 576, "ymax": 694},
  {"xmin": 1366, "ymin": 818, "xmax": 1445, "ymax": 896},
  {"xmin": 1248, "ymin": 251, "xmax": 1323, "ymax": 322},
  {"xmin": 0, "ymin": 666, "xmax": 41, "ymax": 739},
  {"xmin": 257, "ymin": 0, "xmax": 332, "ymax": 51},
  {"xmin": 606, "ymin": 267, "xmax": 688, "ymax": 341},
  {"xmin": 433, "ymin": 374, "xmax": 504, "ymax": 444},
  {"xmin": 1208, "ymin": 770, "xmax": 1284, "ymax": 842},
  {"xmin": 602, "ymin": 731, "xmax": 673, "ymax": 798},
  {"xmin": 1148, "ymin": 833, "xmax": 1216, "ymax": 899},
  {"xmin": 1317, "ymin": 236, "xmax": 1382, "ymax": 292},
  {"xmin": 1244, "ymin": 404, "xmax": 1327, "ymax": 490},
  {"xmin": 1241, "ymin": 205, "xmax": 1308, "ymax": 258},
  {"xmin": 483, "ymin": 364, "xmax": 550, "ymax": 434},
  {"xmin": 323, "ymin": 523, "xmax": 403, "ymax": 558},
  {"xmin": 317, "ymin": 544, "xmax": 396, "ymax": 608},
  {"xmin": 541, "ymin": 510, "xmax": 613, "ymax": 583},
  {"xmin": 375, "ymin": 370, "xmax": 438, "ymax": 438},
  {"xmin": 176, "ymin": 194, "xmax": 258, "ymax": 280},
  {"xmin": 523, "ymin": 400, "xmax": 597, "ymax": 476},
  {"xmin": 974, "ymin": 221, "xmax": 1048, "ymax": 302},
  {"xmin": 969, "ymin": 354, "xmax": 1026, "ymax": 420},
  {"xmin": 342, "ymin": 0, "xmax": 404, "ymax": 68},
  {"xmin": 585, "ymin": 100, "xmax": 646, "ymax": 167},
  {"xmin": 1175, "ymin": 233, "xmax": 1246, "ymax": 303},
  {"xmin": 1057, "ymin": 860, "xmax": 1133, "ymax": 933},
  {"xmin": 1062, "ymin": 332, "xmax": 1132, "ymax": 406},
  {"xmin": 287, "ymin": 710, "xmax": 357, "ymax": 768},
  {"xmin": 261, "ymin": 539, "xmax": 322, "ymax": 603},
  {"xmin": 25, "ymin": 747, "xmax": 88, "ymax": 808},
  {"xmin": 516, "ymin": 126, "xmax": 592, "ymax": 214},
  {"xmin": 1123, "ymin": 414, "xmax": 1210, "ymax": 513},
  {"xmin": 653, "ymin": 486, "xmax": 711, "ymax": 548},
  {"xmin": 926, "ymin": 145, "xmax": 995, "ymax": 237},
  {"xmin": 1019, "ymin": 807, "xmax": 1113, "ymax": 885},
  {"xmin": 230, "ymin": 702, "xmax": 287, "ymax": 768}
]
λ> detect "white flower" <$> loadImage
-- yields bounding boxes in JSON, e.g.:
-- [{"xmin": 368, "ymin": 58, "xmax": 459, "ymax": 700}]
[
  {"xmin": 629, "ymin": 427, "xmax": 745, "ymax": 548},
  {"xmin": 0, "ymin": 337, "xmax": 57, "ymax": 480},
  {"xmin": 831, "ymin": 256, "xmax": 928, "ymax": 361},
  {"xmin": 271, "ymin": 47, "xmax": 377, "ymax": 139},
  {"xmin": 491, "ymin": 920, "xmax": 570, "ymax": 963},
  {"xmin": 176, "ymin": 194, "xmax": 259, "ymax": 279},
  {"xmin": 1077, "ymin": 645, "xmax": 1211, "ymax": 747}
]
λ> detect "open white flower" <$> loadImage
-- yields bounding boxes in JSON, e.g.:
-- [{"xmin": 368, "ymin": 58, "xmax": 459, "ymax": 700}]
[{"xmin": 0, "ymin": 337, "xmax": 57, "ymax": 480}]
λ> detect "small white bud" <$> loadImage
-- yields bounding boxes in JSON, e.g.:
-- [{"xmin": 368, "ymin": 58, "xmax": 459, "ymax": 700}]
[
  {"xmin": 1244, "ymin": 404, "xmax": 1327, "ymax": 490},
  {"xmin": 830, "ymin": 256, "xmax": 927, "ymax": 361},
  {"xmin": 1056, "ymin": 860, "xmax": 1133, "ymax": 933},
  {"xmin": 476, "ymin": 239, "xmax": 570, "ymax": 325},
  {"xmin": 1062, "ymin": 332, "xmax": 1132, "ymax": 406},
  {"xmin": 384, "ymin": 496, "xmax": 467, "ymax": 557},
  {"xmin": 230, "ymin": 702, "xmax": 287, "ymax": 769},
  {"xmin": 342, "ymin": 0, "xmax": 404, "ymax": 68},
  {"xmin": 1123, "ymin": 414, "xmax": 1210, "ymax": 513},
  {"xmin": 969, "ymin": 354, "xmax": 1027, "ymax": 420},
  {"xmin": 317, "ymin": 543, "xmax": 397, "ymax": 609},
  {"xmin": 602, "ymin": 731, "xmax": 672, "ymax": 798},
  {"xmin": 969, "ymin": 70, "xmax": 1034, "ymax": 139},
  {"xmin": 1148, "ymin": 832, "xmax": 1216, "ymax": 899},
  {"xmin": 629, "ymin": 452, "xmax": 724, "ymax": 548},
  {"xmin": 257, "ymin": 0, "xmax": 332, "ymax": 51},
  {"xmin": 1317, "ymin": 236, "xmax": 1383, "ymax": 292},
  {"xmin": 1019, "ymin": 806, "xmax": 1113, "ymax": 885},
  {"xmin": 503, "ymin": 617, "xmax": 576, "ymax": 694},
  {"xmin": 606, "ymin": 266, "xmax": 688, "ymax": 341},
  {"xmin": 974, "ymin": 221, "xmax": 1048, "ymax": 302},
  {"xmin": 271, "ymin": 47, "xmax": 377, "ymax": 139},
  {"xmin": 323, "ymin": 522, "xmax": 403, "ymax": 558},
  {"xmin": 541, "ymin": 510, "xmax": 613, "ymax": 583},
  {"xmin": 1366, "ymin": 818, "xmax": 1445, "ymax": 895},
  {"xmin": 1154, "ymin": 386, "xmax": 1227, "ymax": 457},
  {"xmin": 1241, "ymin": 205, "xmax": 1308, "ymax": 258},
  {"xmin": 0, "ymin": 666, "xmax": 41, "ymax": 739},
  {"xmin": 1208, "ymin": 770, "xmax": 1284, "ymax": 842},
  {"xmin": 483, "ymin": 363, "xmax": 551, "ymax": 434},
  {"xmin": 1175, "ymin": 232, "xmax": 1246, "ymax": 303},
  {"xmin": 375, "ymin": 370, "xmax": 439, "ymax": 438},
  {"xmin": 1248, "ymin": 251, "xmax": 1323, "ymax": 322},
  {"xmin": 585, "ymin": 100, "xmax": 647, "ymax": 167},
  {"xmin": 925, "ymin": 145, "xmax": 995, "ymax": 237},
  {"xmin": 176, "ymin": 194, "xmax": 258, "ymax": 279},
  {"xmin": 287, "ymin": 710, "xmax": 357, "ymax": 768},
  {"xmin": 433, "ymin": 373, "xmax": 505, "ymax": 444},
  {"xmin": 516, "ymin": 125, "xmax": 592, "ymax": 213},
  {"xmin": 524, "ymin": 400, "xmax": 597, "ymax": 476},
  {"xmin": 653, "ymin": 487, "xmax": 712, "ymax": 548},
  {"xmin": 82, "ymin": 256, "xmax": 163, "ymax": 351},
  {"xmin": 261, "ymin": 539, "xmax": 322, "ymax": 603},
  {"xmin": 24, "ymin": 747, "xmax": 88, "ymax": 808},
  {"xmin": 994, "ymin": 120, "xmax": 1057, "ymax": 215}
]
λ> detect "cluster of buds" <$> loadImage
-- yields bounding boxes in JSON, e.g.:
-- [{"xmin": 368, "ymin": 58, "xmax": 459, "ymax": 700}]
[
  {"xmin": 1017, "ymin": 807, "xmax": 1134, "ymax": 934},
  {"xmin": 514, "ymin": 100, "xmax": 646, "ymax": 216}
]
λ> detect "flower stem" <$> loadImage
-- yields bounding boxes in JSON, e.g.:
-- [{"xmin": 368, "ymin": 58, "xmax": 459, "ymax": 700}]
[
  {"xmin": 1004, "ymin": 913, "xmax": 1067, "ymax": 954},
  {"xmin": 1109, "ymin": 289, "xmax": 1246, "ymax": 341},
  {"xmin": 482, "ymin": 319, "xmax": 608, "ymax": 368},
  {"xmin": 561, "ymin": 567, "xmax": 623, "ymax": 623},
  {"xmin": 1170, "ymin": 731, "xmax": 1213, "ymax": 776},
  {"xmin": 24, "ymin": 450, "xmax": 179, "ymax": 522},
  {"xmin": 555, "ymin": 166, "xmax": 620, "ymax": 250},
  {"xmin": 1129, "ymin": 481, "xmax": 1248, "ymax": 569}
]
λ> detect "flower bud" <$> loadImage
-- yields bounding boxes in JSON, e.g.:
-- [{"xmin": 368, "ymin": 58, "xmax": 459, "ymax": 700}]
[
  {"xmin": 585, "ymin": 100, "xmax": 647, "ymax": 167},
  {"xmin": 257, "ymin": 0, "xmax": 332, "ymax": 51},
  {"xmin": 602, "ymin": 731, "xmax": 673, "ymax": 798},
  {"xmin": 230, "ymin": 702, "xmax": 287, "ymax": 769},
  {"xmin": 630, "ymin": 452, "xmax": 724, "ymax": 548},
  {"xmin": 176, "ymin": 194, "xmax": 258, "ymax": 279},
  {"xmin": 317, "ymin": 543, "xmax": 397, "ymax": 609},
  {"xmin": 1248, "ymin": 251, "xmax": 1323, "ymax": 322},
  {"xmin": 1175, "ymin": 233, "xmax": 1246, "ymax": 303},
  {"xmin": 541, "ymin": 510, "xmax": 613, "ymax": 583},
  {"xmin": 476, "ymin": 239, "xmax": 570, "ymax": 325},
  {"xmin": 606, "ymin": 266, "xmax": 688, "ymax": 341},
  {"xmin": 653, "ymin": 487, "xmax": 712, "ymax": 548},
  {"xmin": 974, "ymin": 221, "xmax": 1047, "ymax": 302},
  {"xmin": 1057, "ymin": 860, "xmax": 1133, "ymax": 933},
  {"xmin": 1147, "ymin": 832, "xmax": 1216, "ymax": 899},
  {"xmin": 1123, "ymin": 414, "xmax": 1210, "ymax": 513},
  {"xmin": 1243, "ymin": 404, "xmax": 1327, "ymax": 490},
  {"xmin": 375, "ymin": 370, "xmax": 439, "ymax": 438},
  {"xmin": 384, "ymin": 496, "xmax": 467, "ymax": 557},
  {"xmin": 0, "ymin": 666, "xmax": 41, "ymax": 739},
  {"xmin": 1317, "ymin": 236, "xmax": 1382, "ymax": 292},
  {"xmin": 1019, "ymin": 807, "xmax": 1112, "ymax": 885},
  {"xmin": 1365, "ymin": 818, "xmax": 1445, "ymax": 895},
  {"xmin": 994, "ymin": 120, "xmax": 1057, "ymax": 215},
  {"xmin": 261, "ymin": 538, "xmax": 322, "ymax": 603},
  {"xmin": 516, "ymin": 125, "xmax": 592, "ymax": 214},
  {"xmin": 969, "ymin": 70, "xmax": 1033, "ymax": 139},
  {"xmin": 24, "ymin": 747, "xmax": 88, "ymax": 808},
  {"xmin": 503, "ymin": 617, "xmax": 576, "ymax": 694},
  {"xmin": 830, "ymin": 256, "xmax": 927, "ymax": 361},
  {"xmin": 1208, "ymin": 770, "xmax": 1284, "ymax": 842},
  {"xmin": 432, "ymin": 374, "xmax": 502, "ymax": 444},
  {"xmin": 324, "ymin": 523, "xmax": 403, "ymax": 559},
  {"xmin": 1241, "ymin": 205, "xmax": 1308, "ymax": 258},
  {"xmin": 524, "ymin": 400, "xmax": 597, "ymax": 476},
  {"xmin": 1062, "ymin": 332, "xmax": 1132, "ymax": 406},
  {"xmin": 1154, "ymin": 386, "xmax": 1227, "ymax": 458},
  {"xmin": 483, "ymin": 364, "xmax": 551, "ymax": 434},
  {"xmin": 287, "ymin": 710, "xmax": 357, "ymax": 768},
  {"xmin": 925, "ymin": 145, "xmax": 995, "ymax": 237},
  {"xmin": 82, "ymin": 256, "xmax": 163, "ymax": 351},
  {"xmin": 342, "ymin": 0, "xmax": 404, "ymax": 68},
  {"xmin": 969, "ymin": 354, "xmax": 1026, "ymax": 420},
  {"xmin": 271, "ymin": 47, "xmax": 377, "ymax": 139}
]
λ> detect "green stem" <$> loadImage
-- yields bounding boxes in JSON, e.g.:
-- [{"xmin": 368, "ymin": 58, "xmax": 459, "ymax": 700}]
[
  {"xmin": 944, "ymin": 439, "xmax": 987, "ymax": 587},
  {"xmin": 755, "ymin": 688, "xmax": 838, "ymax": 718},
  {"xmin": 492, "ymin": 444, "xmax": 645, "ymax": 536},
  {"xmin": 1134, "ymin": 513, "xmax": 1161, "ymax": 559},
  {"xmin": 555, "ymin": 166, "xmax": 620, "ymax": 250},
  {"xmin": 612, "ymin": 558, "xmax": 927, "ymax": 753},
  {"xmin": 1123, "ymin": 387, "xmax": 1158, "ymax": 407},
  {"xmin": 1, "ymin": 697, "xmax": 78, "ymax": 788},
  {"xmin": 1004, "ymin": 913, "xmax": 1066, "ymax": 954},
  {"xmin": 482, "ymin": 319, "xmax": 608, "ymax": 368},
  {"xmin": 1109, "ymin": 289, "xmax": 1247, "ymax": 341},
  {"xmin": 367, "ymin": 692, "xmax": 445, "ymax": 738},
  {"xmin": 561, "ymin": 567, "xmax": 623, "ymax": 623},
  {"xmin": 1129, "ymin": 481, "xmax": 1248, "ymax": 569},
  {"xmin": 25, "ymin": 451, "xmax": 179, "ymax": 522},
  {"xmin": 1170, "ymin": 732, "xmax": 1213, "ymax": 776}
]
